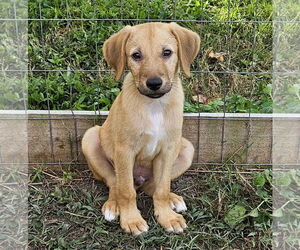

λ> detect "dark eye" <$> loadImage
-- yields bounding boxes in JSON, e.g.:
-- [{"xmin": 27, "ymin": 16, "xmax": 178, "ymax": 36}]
[
  {"xmin": 131, "ymin": 52, "xmax": 142, "ymax": 61},
  {"xmin": 162, "ymin": 49, "xmax": 172, "ymax": 57}
]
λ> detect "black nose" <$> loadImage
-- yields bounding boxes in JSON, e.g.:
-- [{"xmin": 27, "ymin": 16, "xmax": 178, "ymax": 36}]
[{"xmin": 146, "ymin": 77, "xmax": 163, "ymax": 91}]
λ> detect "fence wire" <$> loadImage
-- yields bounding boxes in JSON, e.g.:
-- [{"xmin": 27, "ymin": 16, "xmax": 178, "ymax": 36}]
[{"xmin": 1, "ymin": 1, "xmax": 300, "ymax": 169}]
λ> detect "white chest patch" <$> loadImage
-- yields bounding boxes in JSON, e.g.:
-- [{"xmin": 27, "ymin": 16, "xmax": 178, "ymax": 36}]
[{"xmin": 144, "ymin": 102, "xmax": 165, "ymax": 157}]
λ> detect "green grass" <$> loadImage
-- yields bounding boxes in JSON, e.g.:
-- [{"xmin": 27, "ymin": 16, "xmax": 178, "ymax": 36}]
[
  {"xmin": 2, "ymin": 1, "xmax": 299, "ymax": 112},
  {"xmin": 29, "ymin": 166, "xmax": 273, "ymax": 249},
  {"xmin": 0, "ymin": 167, "xmax": 28, "ymax": 249},
  {"xmin": 24, "ymin": 0, "xmax": 275, "ymax": 113}
]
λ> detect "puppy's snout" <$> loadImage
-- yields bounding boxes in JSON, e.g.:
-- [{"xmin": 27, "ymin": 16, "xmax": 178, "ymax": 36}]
[{"xmin": 146, "ymin": 77, "xmax": 163, "ymax": 91}]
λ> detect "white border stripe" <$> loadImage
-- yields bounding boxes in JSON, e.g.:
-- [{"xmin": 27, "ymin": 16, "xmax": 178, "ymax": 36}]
[{"xmin": 0, "ymin": 110, "xmax": 299, "ymax": 119}]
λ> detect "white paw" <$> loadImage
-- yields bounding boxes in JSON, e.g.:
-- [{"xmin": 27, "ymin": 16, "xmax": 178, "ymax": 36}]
[
  {"xmin": 170, "ymin": 203, "xmax": 176, "ymax": 210},
  {"xmin": 133, "ymin": 225, "xmax": 149, "ymax": 236},
  {"xmin": 166, "ymin": 227, "xmax": 174, "ymax": 233},
  {"xmin": 172, "ymin": 200, "xmax": 187, "ymax": 213},
  {"xmin": 104, "ymin": 208, "xmax": 117, "ymax": 221}
]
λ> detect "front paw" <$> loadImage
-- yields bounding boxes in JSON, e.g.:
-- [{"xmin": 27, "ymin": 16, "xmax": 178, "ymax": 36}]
[
  {"xmin": 169, "ymin": 193, "xmax": 187, "ymax": 213},
  {"xmin": 155, "ymin": 208, "xmax": 187, "ymax": 233},
  {"xmin": 101, "ymin": 199, "xmax": 119, "ymax": 222},
  {"xmin": 120, "ymin": 210, "xmax": 149, "ymax": 236}
]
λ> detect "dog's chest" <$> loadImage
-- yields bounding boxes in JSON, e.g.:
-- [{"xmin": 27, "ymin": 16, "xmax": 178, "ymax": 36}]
[{"xmin": 140, "ymin": 105, "xmax": 166, "ymax": 158}]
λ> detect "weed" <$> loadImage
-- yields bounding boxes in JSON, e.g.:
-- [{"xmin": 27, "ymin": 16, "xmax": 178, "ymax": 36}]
[
  {"xmin": 22, "ymin": 0, "xmax": 274, "ymax": 113},
  {"xmin": 273, "ymin": 169, "xmax": 300, "ymax": 248},
  {"xmin": 0, "ymin": 167, "xmax": 28, "ymax": 249},
  {"xmin": 28, "ymin": 166, "xmax": 272, "ymax": 249}
]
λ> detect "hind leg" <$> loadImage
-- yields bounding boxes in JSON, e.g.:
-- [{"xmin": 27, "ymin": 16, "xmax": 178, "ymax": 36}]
[
  {"xmin": 82, "ymin": 126, "xmax": 119, "ymax": 221},
  {"xmin": 141, "ymin": 137, "xmax": 194, "ymax": 212}
]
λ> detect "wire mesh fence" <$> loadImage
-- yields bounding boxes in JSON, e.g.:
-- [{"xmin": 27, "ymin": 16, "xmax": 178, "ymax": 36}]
[
  {"xmin": 1, "ymin": 0, "xmax": 299, "ymax": 169},
  {"xmin": 2, "ymin": 2, "xmax": 300, "ymax": 249}
]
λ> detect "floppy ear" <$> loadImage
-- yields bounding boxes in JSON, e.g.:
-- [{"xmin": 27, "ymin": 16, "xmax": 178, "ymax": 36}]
[
  {"xmin": 103, "ymin": 26, "xmax": 131, "ymax": 81},
  {"xmin": 170, "ymin": 22, "xmax": 200, "ymax": 77}
]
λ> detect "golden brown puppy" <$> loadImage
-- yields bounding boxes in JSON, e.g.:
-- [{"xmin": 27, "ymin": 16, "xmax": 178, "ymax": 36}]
[{"xmin": 82, "ymin": 22, "xmax": 200, "ymax": 235}]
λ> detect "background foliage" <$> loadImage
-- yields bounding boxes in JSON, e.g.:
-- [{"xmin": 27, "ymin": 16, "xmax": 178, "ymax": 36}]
[{"xmin": 26, "ymin": 0, "xmax": 275, "ymax": 113}]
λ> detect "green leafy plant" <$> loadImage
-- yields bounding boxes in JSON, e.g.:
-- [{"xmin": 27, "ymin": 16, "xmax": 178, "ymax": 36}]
[
  {"xmin": 273, "ymin": 169, "xmax": 300, "ymax": 248},
  {"xmin": 24, "ymin": 0, "xmax": 273, "ymax": 113}
]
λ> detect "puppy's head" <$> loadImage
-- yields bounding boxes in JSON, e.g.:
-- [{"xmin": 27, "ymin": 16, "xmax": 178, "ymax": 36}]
[{"xmin": 103, "ymin": 22, "xmax": 200, "ymax": 99}]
